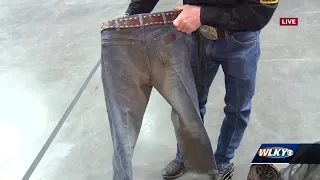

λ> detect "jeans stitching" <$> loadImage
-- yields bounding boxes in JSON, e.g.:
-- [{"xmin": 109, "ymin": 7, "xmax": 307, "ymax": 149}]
[
  {"xmin": 105, "ymin": 91, "xmax": 121, "ymax": 171},
  {"xmin": 105, "ymin": 88, "xmax": 132, "ymax": 176},
  {"xmin": 219, "ymin": 32, "xmax": 259, "ymax": 167},
  {"xmin": 174, "ymin": 68, "xmax": 205, "ymax": 164},
  {"xmin": 256, "ymin": 31, "xmax": 260, "ymax": 54},
  {"xmin": 177, "ymin": 68, "xmax": 202, "ymax": 124},
  {"xmin": 154, "ymin": 37, "xmax": 184, "ymax": 66},
  {"xmin": 101, "ymin": 45, "xmax": 136, "ymax": 79},
  {"xmin": 125, "ymin": 100, "xmax": 133, "ymax": 158},
  {"xmin": 196, "ymin": 32, "xmax": 202, "ymax": 92},
  {"xmin": 220, "ymin": 78, "xmax": 239, "ymax": 168},
  {"xmin": 101, "ymin": 41, "xmax": 135, "ymax": 46},
  {"xmin": 152, "ymin": 26, "xmax": 181, "ymax": 41},
  {"xmin": 230, "ymin": 32, "xmax": 257, "ymax": 44},
  {"xmin": 176, "ymin": 36, "xmax": 200, "ymax": 162}
]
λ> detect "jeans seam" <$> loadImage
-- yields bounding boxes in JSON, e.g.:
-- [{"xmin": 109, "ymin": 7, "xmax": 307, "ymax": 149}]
[
  {"xmin": 125, "ymin": 101, "xmax": 133, "ymax": 157},
  {"xmin": 155, "ymin": 45, "xmax": 168, "ymax": 66},
  {"xmin": 108, "ymin": 88, "xmax": 132, "ymax": 158},
  {"xmin": 221, "ymin": 78, "xmax": 239, "ymax": 167},
  {"xmin": 107, "ymin": 90, "xmax": 132, "ymax": 161},
  {"xmin": 177, "ymin": 69, "xmax": 202, "ymax": 120},
  {"xmin": 175, "ymin": 68, "xmax": 204, "ymax": 163},
  {"xmin": 154, "ymin": 38, "xmax": 184, "ymax": 66},
  {"xmin": 256, "ymin": 31, "xmax": 260, "ymax": 53},
  {"xmin": 141, "ymin": 29, "xmax": 152, "ymax": 83},
  {"xmin": 196, "ymin": 32, "xmax": 203, "ymax": 92},
  {"xmin": 105, "ymin": 91, "xmax": 118, "ymax": 158}
]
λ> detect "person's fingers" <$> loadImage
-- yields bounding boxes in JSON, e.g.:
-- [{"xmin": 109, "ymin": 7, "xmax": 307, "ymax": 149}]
[
  {"xmin": 186, "ymin": 25, "xmax": 198, "ymax": 34},
  {"xmin": 176, "ymin": 24, "xmax": 184, "ymax": 32},
  {"xmin": 173, "ymin": 14, "xmax": 182, "ymax": 28},
  {"xmin": 180, "ymin": 25, "xmax": 189, "ymax": 33},
  {"xmin": 173, "ymin": 19, "xmax": 179, "ymax": 27}
]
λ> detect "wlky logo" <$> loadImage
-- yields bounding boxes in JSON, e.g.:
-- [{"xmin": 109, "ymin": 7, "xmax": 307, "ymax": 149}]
[{"xmin": 258, "ymin": 147, "xmax": 294, "ymax": 159}]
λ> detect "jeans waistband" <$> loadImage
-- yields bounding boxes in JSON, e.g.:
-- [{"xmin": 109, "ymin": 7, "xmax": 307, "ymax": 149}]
[{"xmin": 101, "ymin": 10, "xmax": 181, "ymax": 31}]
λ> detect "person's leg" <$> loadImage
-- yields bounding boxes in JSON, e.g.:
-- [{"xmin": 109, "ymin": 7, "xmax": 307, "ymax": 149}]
[
  {"xmin": 163, "ymin": 29, "xmax": 261, "ymax": 180},
  {"xmin": 214, "ymin": 30, "xmax": 261, "ymax": 177},
  {"xmin": 164, "ymin": 32, "xmax": 220, "ymax": 178},
  {"xmin": 147, "ymin": 25, "xmax": 217, "ymax": 177},
  {"xmin": 101, "ymin": 29, "xmax": 152, "ymax": 180}
]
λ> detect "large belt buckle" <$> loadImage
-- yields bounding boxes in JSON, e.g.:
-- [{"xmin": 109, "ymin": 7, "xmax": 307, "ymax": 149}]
[{"xmin": 199, "ymin": 25, "xmax": 218, "ymax": 40}]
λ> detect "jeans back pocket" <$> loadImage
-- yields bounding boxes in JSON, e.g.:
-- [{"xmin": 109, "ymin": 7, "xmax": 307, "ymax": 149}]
[
  {"xmin": 101, "ymin": 38, "xmax": 143, "ymax": 79},
  {"xmin": 153, "ymin": 27, "xmax": 188, "ymax": 67}
]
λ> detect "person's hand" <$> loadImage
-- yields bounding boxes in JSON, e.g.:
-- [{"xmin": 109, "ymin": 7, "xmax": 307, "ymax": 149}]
[{"xmin": 173, "ymin": 5, "xmax": 201, "ymax": 34}]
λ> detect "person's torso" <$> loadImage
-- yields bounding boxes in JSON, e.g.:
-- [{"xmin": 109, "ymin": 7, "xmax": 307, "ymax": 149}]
[{"xmin": 183, "ymin": 0, "xmax": 240, "ymax": 6}]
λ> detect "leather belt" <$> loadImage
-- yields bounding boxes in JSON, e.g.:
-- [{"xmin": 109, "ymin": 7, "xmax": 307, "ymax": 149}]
[
  {"xmin": 101, "ymin": 10, "xmax": 235, "ymax": 40},
  {"xmin": 101, "ymin": 10, "xmax": 181, "ymax": 31}
]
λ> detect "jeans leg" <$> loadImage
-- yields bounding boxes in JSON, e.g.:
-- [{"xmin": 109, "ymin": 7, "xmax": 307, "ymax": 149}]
[
  {"xmin": 214, "ymin": 31, "xmax": 261, "ymax": 168},
  {"xmin": 150, "ymin": 28, "xmax": 216, "ymax": 174},
  {"xmin": 101, "ymin": 32, "xmax": 152, "ymax": 180},
  {"xmin": 176, "ymin": 32, "xmax": 220, "ymax": 164},
  {"xmin": 103, "ymin": 78, "xmax": 152, "ymax": 180}
]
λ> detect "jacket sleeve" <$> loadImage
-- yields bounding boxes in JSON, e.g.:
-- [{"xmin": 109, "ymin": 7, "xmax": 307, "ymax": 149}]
[
  {"xmin": 125, "ymin": 0, "xmax": 160, "ymax": 15},
  {"xmin": 200, "ymin": 0, "xmax": 278, "ymax": 31}
]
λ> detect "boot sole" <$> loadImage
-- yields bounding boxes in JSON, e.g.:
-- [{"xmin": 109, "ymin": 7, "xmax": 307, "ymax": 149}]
[
  {"xmin": 162, "ymin": 169, "xmax": 185, "ymax": 179},
  {"xmin": 221, "ymin": 166, "xmax": 235, "ymax": 180}
]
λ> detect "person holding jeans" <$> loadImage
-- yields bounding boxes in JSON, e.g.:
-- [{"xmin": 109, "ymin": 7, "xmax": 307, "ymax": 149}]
[{"xmin": 125, "ymin": 0, "xmax": 278, "ymax": 179}]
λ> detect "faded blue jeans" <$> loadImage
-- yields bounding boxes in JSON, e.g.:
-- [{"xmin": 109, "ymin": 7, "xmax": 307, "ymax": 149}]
[
  {"xmin": 101, "ymin": 13, "xmax": 217, "ymax": 180},
  {"xmin": 176, "ymin": 30, "xmax": 261, "ymax": 170}
]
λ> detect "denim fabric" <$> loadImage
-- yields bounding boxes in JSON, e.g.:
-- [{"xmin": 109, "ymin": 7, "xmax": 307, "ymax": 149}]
[
  {"xmin": 100, "ymin": 19, "xmax": 217, "ymax": 180},
  {"xmin": 176, "ymin": 30, "xmax": 261, "ymax": 170}
]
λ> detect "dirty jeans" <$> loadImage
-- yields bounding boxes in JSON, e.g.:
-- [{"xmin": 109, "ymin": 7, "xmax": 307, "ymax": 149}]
[
  {"xmin": 101, "ymin": 21, "xmax": 217, "ymax": 179},
  {"xmin": 176, "ymin": 30, "xmax": 261, "ymax": 170}
]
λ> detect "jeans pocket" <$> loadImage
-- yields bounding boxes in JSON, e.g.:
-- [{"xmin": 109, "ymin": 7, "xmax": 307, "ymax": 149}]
[
  {"xmin": 153, "ymin": 27, "xmax": 187, "ymax": 67},
  {"xmin": 101, "ymin": 39, "xmax": 136, "ymax": 46},
  {"xmin": 101, "ymin": 39, "xmax": 141, "ymax": 79},
  {"xmin": 230, "ymin": 31, "xmax": 258, "ymax": 45}
]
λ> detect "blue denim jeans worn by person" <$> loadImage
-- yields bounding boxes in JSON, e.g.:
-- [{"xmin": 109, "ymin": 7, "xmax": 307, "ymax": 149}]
[
  {"xmin": 100, "ymin": 11, "xmax": 217, "ymax": 180},
  {"xmin": 176, "ymin": 30, "xmax": 261, "ymax": 171}
]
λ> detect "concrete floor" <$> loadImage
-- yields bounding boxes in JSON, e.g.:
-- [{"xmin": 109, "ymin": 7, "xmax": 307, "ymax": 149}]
[{"xmin": 0, "ymin": 0, "xmax": 319, "ymax": 180}]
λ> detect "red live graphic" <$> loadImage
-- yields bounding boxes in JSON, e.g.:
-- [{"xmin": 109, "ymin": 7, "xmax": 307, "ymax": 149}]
[{"xmin": 280, "ymin": 18, "xmax": 298, "ymax": 26}]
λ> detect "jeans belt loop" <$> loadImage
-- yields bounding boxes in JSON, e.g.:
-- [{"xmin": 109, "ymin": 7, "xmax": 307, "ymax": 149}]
[
  {"xmin": 224, "ymin": 31, "xmax": 229, "ymax": 37},
  {"xmin": 115, "ymin": 18, "xmax": 120, "ymax": 31},
  {"xmin": 161, "ymin": 12, "xmax": 168, "ymax": 27},
  {"xmin": 138, "ymin": 14, "xmax": 143, "ymax": 29}
]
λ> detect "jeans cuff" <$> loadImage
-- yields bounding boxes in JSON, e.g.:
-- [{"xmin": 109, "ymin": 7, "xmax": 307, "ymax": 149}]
[
  {"xmin": 175, "ymin": 155, "xmax": 184, "ymax": 164},
  {"xmin": 217, "ymin": 163, "xmax": 231, "ymax": 171}
]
